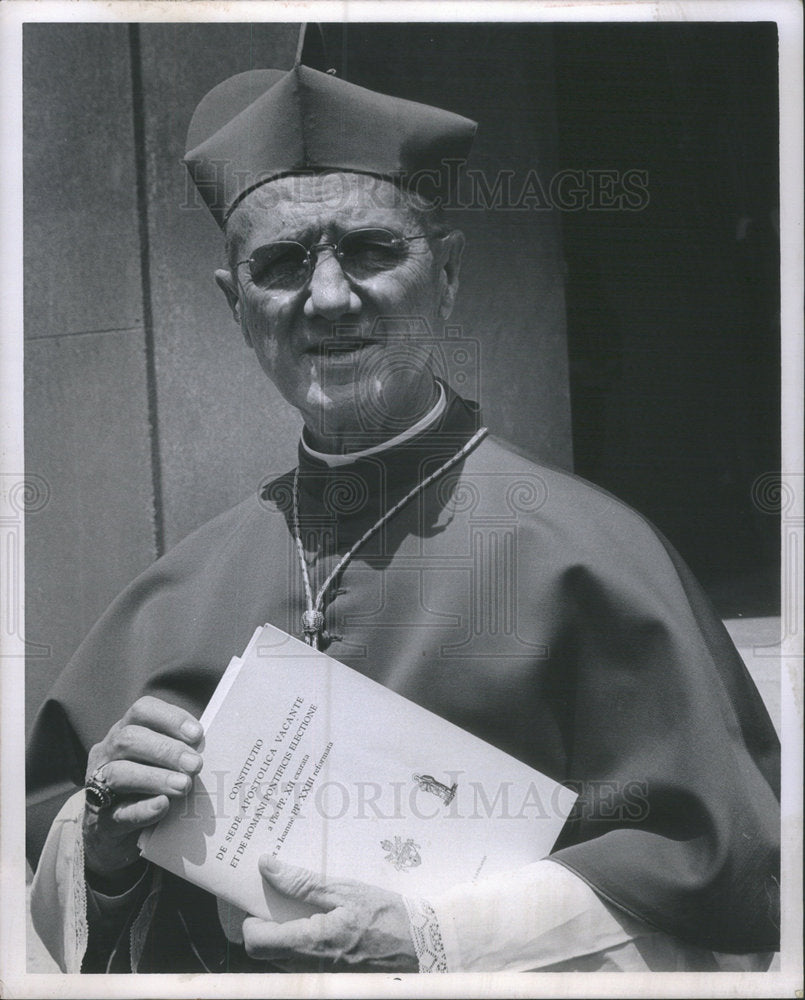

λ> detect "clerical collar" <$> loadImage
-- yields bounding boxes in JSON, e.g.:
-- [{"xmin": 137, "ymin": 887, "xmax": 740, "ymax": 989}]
[
  {"xmin": 276, "ymin": 382, "xmax": 481, "ymax": 513},
  {"xmin": 300, "ymin": 382, "xmax": 447, "ymax": 467}
]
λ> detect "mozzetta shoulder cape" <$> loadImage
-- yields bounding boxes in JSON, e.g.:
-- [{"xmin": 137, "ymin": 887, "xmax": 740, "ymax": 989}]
[{"xmin": 27, "ymin": 390, "xmax": 780, "ymax": 968}]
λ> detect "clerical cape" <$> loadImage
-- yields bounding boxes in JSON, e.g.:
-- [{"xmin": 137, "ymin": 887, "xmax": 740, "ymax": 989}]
[{"xmin": 26, "ymin": 390, "xmax": 780, "ymax": 971}]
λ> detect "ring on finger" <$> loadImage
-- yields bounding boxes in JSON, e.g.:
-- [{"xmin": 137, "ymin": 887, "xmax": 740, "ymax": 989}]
[{"xmin": 85, "ymin": 764, "xmax": 116, "ymax": 814}]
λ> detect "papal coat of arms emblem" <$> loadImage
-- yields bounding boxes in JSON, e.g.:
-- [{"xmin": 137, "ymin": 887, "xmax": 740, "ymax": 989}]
[{"xmin": 381, "ymin": 836, "xmax": 422, "ymax": 872}]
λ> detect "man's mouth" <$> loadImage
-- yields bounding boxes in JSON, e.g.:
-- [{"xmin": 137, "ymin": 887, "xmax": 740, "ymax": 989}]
[{"xmin": 304, "ymin": 340, "xmax": 379, "ymax": 359}]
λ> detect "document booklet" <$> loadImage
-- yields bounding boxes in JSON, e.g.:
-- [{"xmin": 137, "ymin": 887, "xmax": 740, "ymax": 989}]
[{"xmin": 139, "ymin": 623, "xmax": 577, "ymax": 921}]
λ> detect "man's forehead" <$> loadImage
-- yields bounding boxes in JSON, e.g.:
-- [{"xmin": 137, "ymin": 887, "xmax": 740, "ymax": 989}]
[{"xmin": 231, "ymin": 172, "xmax": 415, "ymax": 238}]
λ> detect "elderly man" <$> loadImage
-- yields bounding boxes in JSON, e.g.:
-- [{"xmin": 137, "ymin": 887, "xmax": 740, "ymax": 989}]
[{"xmin": 27, "ymin": 64, "xmax": 779, "ymax": 975}]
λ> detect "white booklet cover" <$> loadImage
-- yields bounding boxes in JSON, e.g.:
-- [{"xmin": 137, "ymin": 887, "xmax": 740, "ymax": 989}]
[{"xmin": 139, "ymin": 623, "xmax": 577, "ymax": 921}]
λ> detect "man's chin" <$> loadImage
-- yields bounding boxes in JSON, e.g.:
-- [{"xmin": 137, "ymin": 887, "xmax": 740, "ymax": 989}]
[
  {"xmin": 301, "ymin": 375, "xmax": 430, "ymax": 448},
  {"xmin": 302, "ymin": 382, "xmax": 376, "ymax": 434}
]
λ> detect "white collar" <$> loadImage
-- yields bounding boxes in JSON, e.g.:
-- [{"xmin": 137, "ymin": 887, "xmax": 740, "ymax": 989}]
[{"xmin": 301, "ymin": 382, "xmax": 447, "ymax": 467}]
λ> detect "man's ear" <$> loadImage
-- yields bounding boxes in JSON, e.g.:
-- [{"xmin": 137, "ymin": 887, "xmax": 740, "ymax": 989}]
[
  {"xmin": 436, "ymin": 230, "xmax": 465, "ymax": 320},
  {"xmin": 214, "ymin": 268, "xmax": 251, "ymax": 347}
]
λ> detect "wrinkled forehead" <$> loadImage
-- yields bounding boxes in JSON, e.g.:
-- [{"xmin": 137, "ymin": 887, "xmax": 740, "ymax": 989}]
[{"xmin": 227, "ymin": 171, "xmax": 417, "ymax": 245}]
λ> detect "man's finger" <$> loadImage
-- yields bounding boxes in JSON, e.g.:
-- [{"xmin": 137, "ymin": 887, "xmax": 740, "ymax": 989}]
[
  {"xmin": 242, "ymin": 912, "xmax": 336, "ymax": 961},
  {"xmin": 257, "ymin": 856, "xmax": 342, "ymax": 910},
  {"xmin": 97, "ymin": 759, "xmax": 192, "ymax": 799},
  {"xmin": 123, "ymin": 696, "xmax": 203, "ymax": 745},
  {"xmin": 103, "ymin": 724, "xmax": 203, "ymax": 775},
  {"xmin": 97, "ymin": 794, "xmax": 171, "ymax": 836}
]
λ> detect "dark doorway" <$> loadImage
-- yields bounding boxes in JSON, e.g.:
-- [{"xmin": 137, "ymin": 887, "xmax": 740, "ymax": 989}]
[{"xmin": 554, "ymin": 23, "xmax": 780, "ymax": 616}]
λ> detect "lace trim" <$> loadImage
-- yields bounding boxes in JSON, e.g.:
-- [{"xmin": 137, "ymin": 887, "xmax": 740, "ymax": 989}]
[
  {"xmin": 71, "ymin": 804, "xmax": 89, "ymax": 973},
  {"xmin": 403, "ymin": 896, "xmax": 448, "ymax": 973}
]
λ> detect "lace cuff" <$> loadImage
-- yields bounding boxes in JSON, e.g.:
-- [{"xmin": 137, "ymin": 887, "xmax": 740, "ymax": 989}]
[
  {"xmin": 403, "ymin": 896, "xmax": 449, "ymax": 973},
  {"xmin": 29, "ymin": 791, "xmax": 89, "ymax": 973},
  {"xmin": 72, "ymin": 802, "xmax": 89, "ymax": 969},
  {"xmin": 29, "ymin": 790, "xmax": 162, "ymax": 972}
]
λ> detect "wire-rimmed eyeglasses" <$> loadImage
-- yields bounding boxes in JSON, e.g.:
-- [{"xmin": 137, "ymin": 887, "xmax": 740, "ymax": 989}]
[{"xmin": 236, "ymin": 228, "xmax": 429, "ymax": 293}]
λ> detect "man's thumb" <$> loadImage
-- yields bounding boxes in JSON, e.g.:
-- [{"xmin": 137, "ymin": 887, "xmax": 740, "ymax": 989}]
[{"xmin": 258, "ymin": 855, "xmax": 336, "ymax": 910}]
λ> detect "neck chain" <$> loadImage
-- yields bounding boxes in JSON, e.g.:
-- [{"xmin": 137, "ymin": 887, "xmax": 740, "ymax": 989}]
[{"xmin": 290, "ymin": 425, "xmax": 489, "ymax": 649}]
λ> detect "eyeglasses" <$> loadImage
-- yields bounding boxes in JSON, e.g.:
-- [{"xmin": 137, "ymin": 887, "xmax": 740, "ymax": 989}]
[{"xmin": 237, "ymin": 228, "xmax": 429, "ymax": 292}]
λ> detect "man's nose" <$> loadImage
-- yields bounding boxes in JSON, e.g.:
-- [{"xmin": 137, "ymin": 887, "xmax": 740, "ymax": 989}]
[{"xmin": 303, "ymin": 251, "xmax": 362, "ymax": 320}]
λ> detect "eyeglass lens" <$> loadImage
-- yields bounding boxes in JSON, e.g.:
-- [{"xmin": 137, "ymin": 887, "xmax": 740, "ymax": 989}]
[{"xmin": 246, "ymin": 228, "xmax": 411, "ymax": 290}]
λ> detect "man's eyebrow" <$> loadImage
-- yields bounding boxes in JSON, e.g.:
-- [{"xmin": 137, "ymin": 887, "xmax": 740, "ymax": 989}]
[
  {"xmin": 255, "ymin": 223, "xmax": 319, "ymax": 245},
  {"xmin": 331, "ymin": 218, "xmax": 408, "ymax": 236}
]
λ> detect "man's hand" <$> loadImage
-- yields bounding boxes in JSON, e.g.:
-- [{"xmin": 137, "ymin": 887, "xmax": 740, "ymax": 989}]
[
  {"xmin": 83, "ymin": 696, "xmax": 203, "ymax": 886},
  {"xmin": 242, "ymin": 856, "xmax": 418, "ymax": 972}
]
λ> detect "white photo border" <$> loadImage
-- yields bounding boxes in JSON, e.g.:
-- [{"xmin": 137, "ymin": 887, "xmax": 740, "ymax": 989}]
[{"xmin": 1, "ymin": 2, "xmax": 802, "ymax": 997}]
